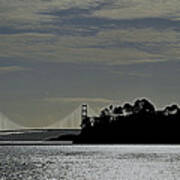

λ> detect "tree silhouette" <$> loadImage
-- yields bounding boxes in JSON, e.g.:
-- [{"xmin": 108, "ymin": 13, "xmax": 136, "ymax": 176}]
[{"xmin": 74, "ymin": 98, "xmax": 180, "ymax": 144}]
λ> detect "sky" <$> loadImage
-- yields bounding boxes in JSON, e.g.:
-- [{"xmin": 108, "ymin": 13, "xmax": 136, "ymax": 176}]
[{"xmin": 1, "ymin": 0, "xmax": 180, "ymax": 128}]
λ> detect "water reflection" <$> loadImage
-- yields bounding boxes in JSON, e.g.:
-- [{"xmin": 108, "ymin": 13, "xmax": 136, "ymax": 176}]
[{"xmin": 0, "ymin": 146, "xmax": 180, "ymax": 179}]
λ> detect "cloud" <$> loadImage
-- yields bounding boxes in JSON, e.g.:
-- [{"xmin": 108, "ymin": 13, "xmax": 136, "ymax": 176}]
[
  {"xmin": 1, "ymin": 0, "xmax": 180, "ymax": 36},
  {"xmin": 3, "ymin": 0, "xmax": 179, "ymax": 24},
  {"xmin": 1, "ymin": 0, "xmax": 180, "ymax": 66},
  {"xmin": 97, "ymin": 28, "xmax": 179, "ymax": 44},
  {"xmin": 111, "ymin": 70, "xmax": 153, "ymax": 78},
  {"xmin": 93, "ymin": 0, "xmax": 180, "ymax": 20},
  {"xmin": 0, "ymin": 65, "xmax": 29, "ymax": 73},
  {"xmin": 44, "ymin": 97, "xmax": 114, "ymax": 103},
  {"xmin": 0, "ymin": 30, "xmax": 169, "ymax": 65}
]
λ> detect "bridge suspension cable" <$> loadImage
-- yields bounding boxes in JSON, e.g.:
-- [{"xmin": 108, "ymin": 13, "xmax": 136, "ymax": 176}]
[
  {"xmin": 0, "ymin": 112, "xmax": 24, "ymax": 131},
  {"xmin": 0, "ymin": 104, "xmax": 98, "ymax": 130},
  {"xmin": 49, "ymin": 104, "xmax": 98, "ymax": 129}
]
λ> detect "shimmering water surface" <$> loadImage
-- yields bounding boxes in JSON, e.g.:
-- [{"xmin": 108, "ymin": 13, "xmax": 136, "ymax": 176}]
[{"xmin": 0, "ymin": 145, "xmax": 180, "ymax": 180}]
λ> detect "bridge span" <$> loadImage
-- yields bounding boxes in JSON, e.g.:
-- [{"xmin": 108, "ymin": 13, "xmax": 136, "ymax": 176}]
[{"xmin": 0, "ymin": 104, "xmax": 98, "ymax": 131}]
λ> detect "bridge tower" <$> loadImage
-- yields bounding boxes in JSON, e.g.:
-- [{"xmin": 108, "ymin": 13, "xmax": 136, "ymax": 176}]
[
  {"xmin": 81, "ymin": 104, "xmax": 89, "ymax": 128},
  {"xmin": 81, "ymin": 104, "xmax": 88, "ymax": 120}
]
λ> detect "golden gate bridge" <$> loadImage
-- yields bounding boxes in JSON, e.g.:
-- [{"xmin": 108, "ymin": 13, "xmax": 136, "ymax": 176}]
[{"xmin": 0, "ymin": 104, "xmax": 98, "ymax": 131}]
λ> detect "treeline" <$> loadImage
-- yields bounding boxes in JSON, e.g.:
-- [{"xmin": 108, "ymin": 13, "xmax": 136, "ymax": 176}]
[{"xmin": 75, "ymin": 98, "xmax": 180, "ymax": 143}]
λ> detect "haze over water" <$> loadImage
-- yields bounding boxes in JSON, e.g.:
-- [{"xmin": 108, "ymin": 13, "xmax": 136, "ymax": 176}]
[{"xmin": 1, "ymin": 145, "xmax": 180, "ymax": 179}]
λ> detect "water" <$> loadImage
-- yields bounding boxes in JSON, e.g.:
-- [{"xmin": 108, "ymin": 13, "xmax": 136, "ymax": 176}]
[{"xmin": 0, "ymin": 145, "xmax": 180, "ymax": 180}]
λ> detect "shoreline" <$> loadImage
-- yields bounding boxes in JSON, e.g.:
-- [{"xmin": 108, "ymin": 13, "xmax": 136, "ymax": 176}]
[{"xmin": 0, "ymin": 141, "xmax": 180, "ymax": 146}]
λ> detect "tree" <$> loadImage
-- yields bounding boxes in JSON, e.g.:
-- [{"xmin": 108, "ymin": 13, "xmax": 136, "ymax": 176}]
[
  {"xmin": 164, "ymin": 104, "xmax": 180, "ymax": 116},
  {"xmin": 133, "ymin": 99, "xmax": 155, "ymax": 114},
  {"xmin": 123, "ymin": 103, "xmax": 133, "ymax": 116},
  {"xmin": 113, "ymin": 106, "xmax": 123, "ymax": 114}
]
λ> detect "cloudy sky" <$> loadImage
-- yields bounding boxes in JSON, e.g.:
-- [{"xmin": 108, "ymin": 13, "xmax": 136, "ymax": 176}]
[{"xmin": 0, "ymin": 0, "xmax": 180, "ymax": 128}]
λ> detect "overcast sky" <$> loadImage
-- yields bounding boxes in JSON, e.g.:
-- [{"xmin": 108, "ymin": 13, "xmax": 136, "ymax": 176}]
[{"xmin": 0, "ymin": 0, "xmax": 180, "ymax": 128}]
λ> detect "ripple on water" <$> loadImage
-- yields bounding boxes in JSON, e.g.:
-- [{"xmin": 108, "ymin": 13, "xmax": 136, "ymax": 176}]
[{"xmin": 0, "ymin": 145, "xmax": 180, "ymax": 180}]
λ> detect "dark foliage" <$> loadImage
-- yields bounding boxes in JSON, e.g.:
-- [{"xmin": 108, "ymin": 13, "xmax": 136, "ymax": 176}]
[{"xmin": 75, "ymin": 98, "xmax": 180, "ymax": 144}]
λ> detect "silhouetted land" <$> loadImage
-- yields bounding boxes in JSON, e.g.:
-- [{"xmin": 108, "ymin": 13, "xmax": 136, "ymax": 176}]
[
  {"xmin": 67, "ymin": 98, "xmax": 180, "ymax": 144},
  {"xmin": 2, "ymin": 98, "xmax": 180, "ymax": 144},
  {"xmin": 0, "ymin": 129, "xmax": 80, "ymax": 141}
]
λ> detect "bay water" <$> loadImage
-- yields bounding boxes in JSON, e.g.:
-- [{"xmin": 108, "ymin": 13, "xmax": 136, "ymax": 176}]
[{"xmin": 0, "ymin": 145, "xmax": 180, "ymax": 179}]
